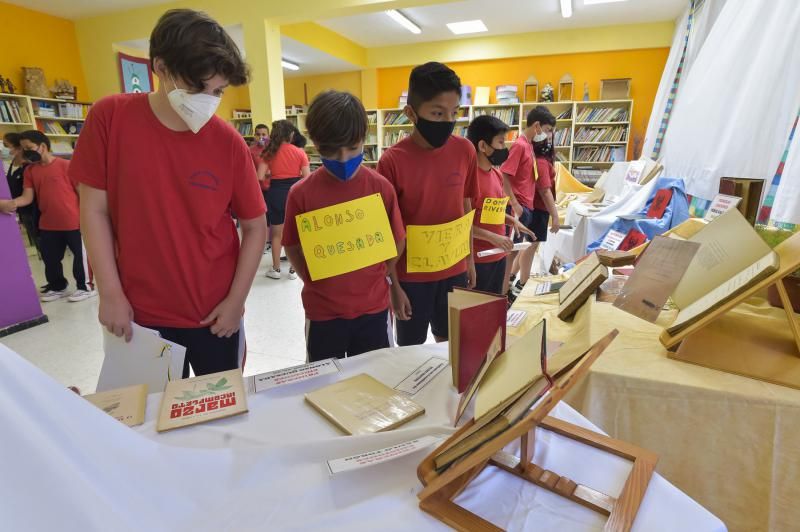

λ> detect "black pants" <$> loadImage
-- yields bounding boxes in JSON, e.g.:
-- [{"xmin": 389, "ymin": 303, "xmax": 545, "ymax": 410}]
[
  {"xmin": 396, "ymin": 273, "xmax": 468, "ymax": 345},
  {"xmin": 306, "ymin": 309, "xmax": 390, "ymax": 362},
  {"xmin": 151, "ymin": 326, "xmax": 240, "ymax": 378},
  {"xmin": 39, "ymin": 229, "xmax": 86, "ymax": 291},
  {"xmin": 475, "ymin": 257, "xmax": 508, "ymax": 295},
  {"xmin": 18, "ymin": 211, "xmax": 41, "ymax": 252}
]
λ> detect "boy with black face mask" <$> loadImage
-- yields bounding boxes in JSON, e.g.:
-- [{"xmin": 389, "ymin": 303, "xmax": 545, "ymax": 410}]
[
  {"xmin": 377, "ymin": 62, "xmax": 479, "ymax": 345},
  {"xmin": 0, "ymin": 130, "xmax": 93, "ymax": 302}
]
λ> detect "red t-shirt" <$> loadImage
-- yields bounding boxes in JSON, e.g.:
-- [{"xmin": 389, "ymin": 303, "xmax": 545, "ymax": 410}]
[
  {"xmin": 282, "ymin": 165, "xmax": 406, "ymax": 321},
  {"xmin": 377, "ymin": 135, "xmax": 479, "ymax": 282},
  {"xmin": 265, "ymin": 143, "xmax": 309, "ymax": 179},
  {"xmin": 69, "ymin": 93, "xmax": 266, "ymax": 328},
  {"xmin": 249, "ymin": 143, "xmax": 270, "ymax": 191},
  {"xmin": 23, "ymin": 157, "xmax": 78, "ymax": 230},
  {"xmin": 533, "ymin": 157, "xmax": 555, "ymax": 212},
  {"xmin": 500, "ymin": 135, "xmax": 534, "ymax": 210},
  {"xmin": 472, "ymin": 167, "xmax": 508, "ymax": 264}
]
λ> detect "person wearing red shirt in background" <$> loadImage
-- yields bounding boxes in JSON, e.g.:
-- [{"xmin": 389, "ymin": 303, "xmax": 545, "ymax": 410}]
[
  {"xmin": 0, "ymin": 130, "xmax": 94, "ymax": 303},
  {"xmin": 377, "ymin": 62, "xmax": 479, "ymax": 346},
  {"xmin": 466, "ymin": 115, "xmax": 536, "ymax": 295},
  {"xmin": 257, "ymin": 119, "xmax": 310, "ymax": 280},
  {"xmin": 502, "ymin": 105, "xmax": 559, "ymax": 300},
  {"xmin": 249, "ymin": 123, "xmax": 272, "ymax": 254},
  {"xmin": 528, "ymin": 126, "xmax": 561, "ymax": 271},
  {"xmin": 71, "ymin": 9, "xmax": 267, "ymax": 377},
  {"xmin": 284, "ymin": 90, "xmax": 406, "ymax": 361}
]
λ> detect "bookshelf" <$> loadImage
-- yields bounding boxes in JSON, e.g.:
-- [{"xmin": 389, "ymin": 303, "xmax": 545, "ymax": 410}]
[{"xmin": 230, "ymin": 109, "xmax": 253, "ymax": 138}]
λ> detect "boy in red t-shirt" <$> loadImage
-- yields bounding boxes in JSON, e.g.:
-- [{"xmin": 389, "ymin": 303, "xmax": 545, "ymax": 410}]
[
  {"xmin": 0, "ymin": 130, "xmax": 93, "ymax": 303},
  {"xmin": 466, "ymin": 116, "xmax": 536, "ymax": 295},
  {"xmin": 70, "ymin": 9, "xmax": 267, "ymax": 377},
  {"xmin": 377, "ymin": 62, "xmax": 479, "ymax": 345},
  {"xmin": 283, "ymin": 90, "xmax": 406, "ymax": 361}
]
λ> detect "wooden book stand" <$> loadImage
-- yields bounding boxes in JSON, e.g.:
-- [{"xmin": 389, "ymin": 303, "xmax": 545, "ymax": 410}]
[
  {"xmin": 664, "ymin": 231, "xmax": 800, "ymax": 389},
  {"xmin": 417, "ymin": 330, "xmax": 659, "ymax": 531}
]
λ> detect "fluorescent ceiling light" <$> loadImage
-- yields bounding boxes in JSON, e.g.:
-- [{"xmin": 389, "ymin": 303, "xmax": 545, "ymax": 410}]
[
  {"xmin": 560, "ymin": 0, "xmax": 573, "ymax": 18},
  {"xmin": 282, "ymin": 60, "xmax": 300, "ymax": 71},
  {"xmin": 584, "ymin": 0, "xmax": 627, "ymax": 4},
  {"xmin": 386, "ymin": 9, "xmax": 421, "ymax": 34},
  {"xmin": 446, "ymin": 20, "xmax": 488, "ymax": 35}
]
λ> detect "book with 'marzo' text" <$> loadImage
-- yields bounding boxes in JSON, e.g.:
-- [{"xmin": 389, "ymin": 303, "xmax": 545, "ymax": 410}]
[{"xmin": 156, "ymin": 369, "xmax": 248, "ymax": 432}]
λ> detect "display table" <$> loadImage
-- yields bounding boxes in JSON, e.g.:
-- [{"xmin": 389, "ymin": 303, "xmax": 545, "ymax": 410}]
[
  {"xmin": 1, "ymin": 342, "xmax": 724, "ymax": 531},
  {"xmin": 510, "ymin": 280, "xmax": 800, "ymax": 532}
]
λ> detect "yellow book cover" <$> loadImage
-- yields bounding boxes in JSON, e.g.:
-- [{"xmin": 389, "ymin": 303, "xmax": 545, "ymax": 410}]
[
  {"xmin": 305, "ymin": 373, "xmax": 425, "ymax": 435},
  {"xmin": 83, "ymin": 384, "xmax": 147, "ymax": 427},
  {"xmin": 156, "ymin": 369, "xmax": 248, "ymax": 432}
]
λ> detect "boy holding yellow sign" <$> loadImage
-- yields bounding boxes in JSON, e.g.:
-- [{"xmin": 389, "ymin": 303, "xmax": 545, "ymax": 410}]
[
  {"xmin": 283, "ymin": 91, "xmax": 405, "ymax": 362},
  {"xmin": 377, "ymin": 62, "xmax": 479, "ymax": 345},
  {"xmin": 467, "ymin": 115, "xmax": 536, "ymax": 295}
]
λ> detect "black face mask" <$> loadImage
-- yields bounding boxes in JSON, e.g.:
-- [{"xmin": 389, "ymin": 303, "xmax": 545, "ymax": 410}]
[
  {"xmin": 22, "ymin": 149, "xmax": 42, "ymax": 163},
  {"xmin": 414, "ymin": 116, "xmax": 455, "ymax": 149},
  {"xmin": 487, "ymin": 147, "xmax": 509, "ymax": 166},
  {"xmin": 532, "ymin": 139, "xmax": 553, "ymax": 157}
]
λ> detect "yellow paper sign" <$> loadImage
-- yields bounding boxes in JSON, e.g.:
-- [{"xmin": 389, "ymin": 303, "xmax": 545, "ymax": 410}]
[
  {"xmin": 406, "ymin": 210, "xmax": 475, "ymax": 273},
  {"xmin": 296, "ymin": 193, "xmax": 397, "ymax": 281},
  {"xmin": 479, "ymin": 196, "xmax": 509, "ymax": 225}
]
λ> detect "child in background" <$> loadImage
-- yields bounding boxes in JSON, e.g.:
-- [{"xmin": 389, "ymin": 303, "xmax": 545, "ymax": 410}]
[
  {"xmin": 257, "ymin": 119, "xmax": 310, "ymax": 280},
  {"xmin": 3, "ymin": 132, "xmax": 40, "ymax": 254},
  {"xmin": 72, "ymin": 9, "xmax": 266, "ymax": 377},
  {"xmin": 283, "ymin": 90, "xmax": 405, "ymax": 361},
  {"xmin": 0, "ymin": 131, "xmax": 93, "ymax": 302},
  {"xmin": 467, "ymin": 115, "xmax": 536, "ymax": 295},
  {"xmin": 527, "ymin": 128, "xmax": 561, "ymax": 269},
  {"xmin": 250, "ymin": 123, "xmax": 271, "ymax": 254},
  {"xmin": 377, "ymin": 62, "xmax": 479, "ymax": 345},
  {"xmin": 505, "ymin": 105, "xmax": 559, "ymax": 299}
]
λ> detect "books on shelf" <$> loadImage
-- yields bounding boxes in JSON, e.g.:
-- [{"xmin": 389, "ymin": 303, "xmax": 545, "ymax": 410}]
[
  {"xmin": 573, "ymin": 145, "xmax": 626, "ymax": 163},
  {"xmin": 57, "ymin": 102, "xmax": 89, "ymax": 119},
  {"xmin": 575, "ymin": 106, "xmax": 629, "ymax": 123},
  {"xmin": 367, "ymin": 112, "xmax": 378, "ymax": 125},
  {"xmin": 454, "ymin": 126, "xmax": 468, "ymax": 137},
  {"xmin": 383, "ymin": 130, "xmax": 410, "ymax": 147},
  {"xmin": 0, "ymin": 98, "xmax": 30, "ymax": 123},
  {"xmin": 473, "ymin": 106, "xmax": 519, "ymax": 126},
  {"xmin": 305, "ymin": 373, "xmax": 425, "ymax": 435},
  {"xmin": 285, "ymin": 105, "xmax": 305, "ymax": 114},
  {"xmin": 232, "ymin": 109, "xmax": 251, "ymax": 119},
  {"xmin": 37, "ymin": 120, "xmax": 82, "ymax": 135},
  {"xmin": 235, "ymin": 122, "xmax": 253, "ymax": 136},
  {"xmin": 363, "ymin": 145, "xmax": 378, "ymax": 162},
  {"xmin": 555, "ymin": 151, "xmax": 569, "ymax": 163},
  {"xmin": 496, "ymin": 84, "xmax": 519, "ymax": 104},
  {"xmin": 382, "ymin": 111, "xmax": 411, "ymax": 126},
  {"xmin": 574, "ymin": 126, "xmax": 627, "ymax": 143},
  {"xmin": 555, "ymin": 107, "xmax": 573, "ymax": 120},
  {"xmin": 553, "ymin": 127, "xmax": 571, "ymax": 147}
]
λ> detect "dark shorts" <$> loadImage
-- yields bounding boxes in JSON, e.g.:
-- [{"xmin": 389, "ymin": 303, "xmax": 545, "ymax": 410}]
[
  {"xmin": 475, "ymin": 257, "xmax": 508, "ymax": 295},
  {"xmin": 266, "ymin": 177, "xmax": 301, "ymax": 225},
  {"xmin": 396, "ymin": 272, "xmax": 468, "ymax": 345},
  {"xmin": 306, "ymin": 309, "xmax": 391, "ymax": 362},
  {"xmin": 262, "ymin": 189, "xmax": 271, "ymax": 227},
  {"xmin": 514, "ymin": 206, "xmax": 550, "ymax": 243},
  {"xmin": 151, "ymin": 326, "xmax": 240, "ymax": 378}
]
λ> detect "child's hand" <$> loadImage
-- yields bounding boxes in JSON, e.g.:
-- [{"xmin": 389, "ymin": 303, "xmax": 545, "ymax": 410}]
[
  {"xmin": 466, "ymin": 259, "xmax": 477, "ymax": 289},
  {"xmin": 550, "ymin": 219, "xmax": 561, "ymax": 234},
  {"xmin": 514, "ymin": 219, "xmax": 536, "ymax": 241},
  {"xmin": 491, "ymin": 234, "xmax": 514, "ymax": 252},
  {"xmin": 0, "ymin": 199, "xmax": 17, "ymax": 214},
  {"xmin": 391, "ymin": 284, "xmax": 412, "ymax": 320},
  {"xmin": 99, "ymin": 292, "xmax": 134, "ymax": 342},
  {"xmin": 201, "ymin": 297, "xmax": 243, "ymax": 338}
]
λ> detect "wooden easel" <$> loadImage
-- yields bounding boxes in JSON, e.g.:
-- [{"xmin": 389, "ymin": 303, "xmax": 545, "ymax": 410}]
[
  {"xmin": 664, "ymin": 231, "xmax": 800, "ymax": 389},
  {"xmin": 417, "ymin": 330, "xmax": 659, "ymax": 531}
]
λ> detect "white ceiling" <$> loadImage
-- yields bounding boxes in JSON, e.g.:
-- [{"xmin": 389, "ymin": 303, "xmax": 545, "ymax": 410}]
[
  {"xmin": 4, "ymin": 0, "xmax": 169, "ymax": 19},
  {"xmin": 116, "ymin": 26, "xmax": 360, "ymax": 78},
  {"xmin": 318, "ymin": 0, "xmax": 685, "ymax": 48}
]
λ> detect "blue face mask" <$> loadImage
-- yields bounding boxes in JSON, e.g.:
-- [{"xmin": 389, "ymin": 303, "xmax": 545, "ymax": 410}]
[{"xmin": 322, "ymin": 151, "xmax": 363, "ymax": 181}]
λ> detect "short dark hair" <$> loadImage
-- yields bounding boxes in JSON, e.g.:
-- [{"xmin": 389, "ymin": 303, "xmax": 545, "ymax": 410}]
[
  {"xmin": 254, "ymin": 124, "xmax": 269, "ymax": 132},
  {"xmin": 290, "ymin": 128, "xmax": 307, "ymax": 149},
  {"xmin": 3, "ymin": 132, "xmax": 21, "ymax": 148},
  {"xmin": 150, "ymin": 9, "xmax": 249, "ymax": 91},
  {"xmin": 306, "ymin": 90, "xmax": 367, "ymax": 156},
  {"xmin": 526, "ymin": 105, "xmax": 556, "ymax": 128},
  {"xmin": 20, "ymin": 130, "xmax": 50, "ymax": 151},
  {"xmin": 467, "ymin": 115, "xmax": 509, "ymax": 150},
  {"xmin": 407, "ymin": 62, "xmax": 461, "ymax": 110}
]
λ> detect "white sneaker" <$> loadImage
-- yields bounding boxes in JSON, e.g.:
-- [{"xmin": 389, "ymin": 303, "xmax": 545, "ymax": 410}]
[
  {"xmin": 40, "ymin": 289, "xmax": 68, "ymax": 302},
  {"xmin": 265, "ymin": 268, "xmax": 281, "ymax": 279},
  {"xmin": 68, "ymin": 288, "xmax": 98, "ymax": 302},
  {"xmin": 288, "ymin": 268, "xmax": 298, "ymax": 280}
]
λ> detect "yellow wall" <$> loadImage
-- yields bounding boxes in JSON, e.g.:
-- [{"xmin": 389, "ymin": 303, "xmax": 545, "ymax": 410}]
[
  {"xmin": 0, "ymin": 1, "xmax": 86, "ymax": 98},
  {"xmin": 377, "ymin": 47, "xmax": 670, "ymax": 158},
  {"xmin": 283, "ymin": 71, "xmax": 363, "ymax": 108}
]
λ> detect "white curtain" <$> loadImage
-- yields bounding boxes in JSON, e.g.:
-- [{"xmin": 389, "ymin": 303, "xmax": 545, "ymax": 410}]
[
  {"xmin": 642, "ymin": 0, "xmax": 727, "ymax": 159},
  {"xmin": 655, "ymin": 0, "xmax": 800, "ymax": 202}
]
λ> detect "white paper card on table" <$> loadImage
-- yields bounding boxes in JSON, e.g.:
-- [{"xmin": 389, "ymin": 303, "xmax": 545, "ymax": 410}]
[
  {"xmin": 248, "ymin": 358, "xmax": 340, "ymax": 393},
  {"xmin": 97, "ymin": 323, "xmax": 185, "ymax": 393},
  {"xmin": 506, "ymin": 309, "xmax": 527, "ymax": 328},
  {"xmin": 326, "ymin": 435, "xmax": 442, "ymax": 475},
  {"xmin": 624, "ymin": 160, "xmax": 647, "ymax": 185},
  {"xmin": 703, "ymin": 194, "xmax": 742, "ymax": 221},
  {"xmin": 476, "ymin": 241, "xmax": 531, "ymax": 258},
  {"xmin": 599, "ymin": 229, "xmax": 626, "ymax": 251},
  {"xmin": 394, "ymin": 357, "xmax": 447, "ymax": 395}
]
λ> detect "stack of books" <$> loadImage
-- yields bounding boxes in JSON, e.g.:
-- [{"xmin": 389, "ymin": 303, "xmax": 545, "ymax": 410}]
[
  {"xmin": 576, "ymin": 107, "xmax": 629, "ymax": 123},
  {"xmin": 495, "ymin": 85, "xmax": 519, "ymax": 104},
  {"xmin": 574, "ymin": 126, "xmax": 627, "ymax": 143},
  {"xmin": 574, "ymin": 145, "xmax": 626, "ymax": 162},
  {"xmin": 56, "ymin": 102, "xmax": 89, "ymax": 119},
  {"xmin": 473, "ymin": 107, "xmax": 519, "ymax": 126}
]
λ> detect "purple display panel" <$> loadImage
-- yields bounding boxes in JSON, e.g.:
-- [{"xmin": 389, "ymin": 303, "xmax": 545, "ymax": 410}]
[{"xmin": 0, "ymin": 160, "xmax": 45, "ymax": 330}]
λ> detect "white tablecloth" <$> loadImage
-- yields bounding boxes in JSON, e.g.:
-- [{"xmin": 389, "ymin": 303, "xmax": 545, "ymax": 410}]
[{"xmin": 0, "ymin": 342, "xmax": 725, "ymax": 531}]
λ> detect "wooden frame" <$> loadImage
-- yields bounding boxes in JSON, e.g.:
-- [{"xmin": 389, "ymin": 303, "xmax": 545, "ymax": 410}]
[
  {"xmin": 665, "ymin": 231, "xmax": 800, "ymax": 389},
  {"xmin": 417, "ymin": 330, "xmax": 658, "ymax": 531},
  {"xmin": 117, "ymin": 52, "xmax": 154, "ymax": 94}
]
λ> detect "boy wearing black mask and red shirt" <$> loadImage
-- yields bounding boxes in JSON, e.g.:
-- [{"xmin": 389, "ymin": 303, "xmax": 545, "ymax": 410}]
[{"xmin": 377, "ymin": 62, "xmax": 479, "ymax": 346}]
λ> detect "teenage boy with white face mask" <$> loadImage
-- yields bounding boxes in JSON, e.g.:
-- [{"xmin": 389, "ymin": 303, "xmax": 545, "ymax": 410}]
[{"xmin": 70, "ymin": 9, "xmax": 267, "ymax": 377}]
